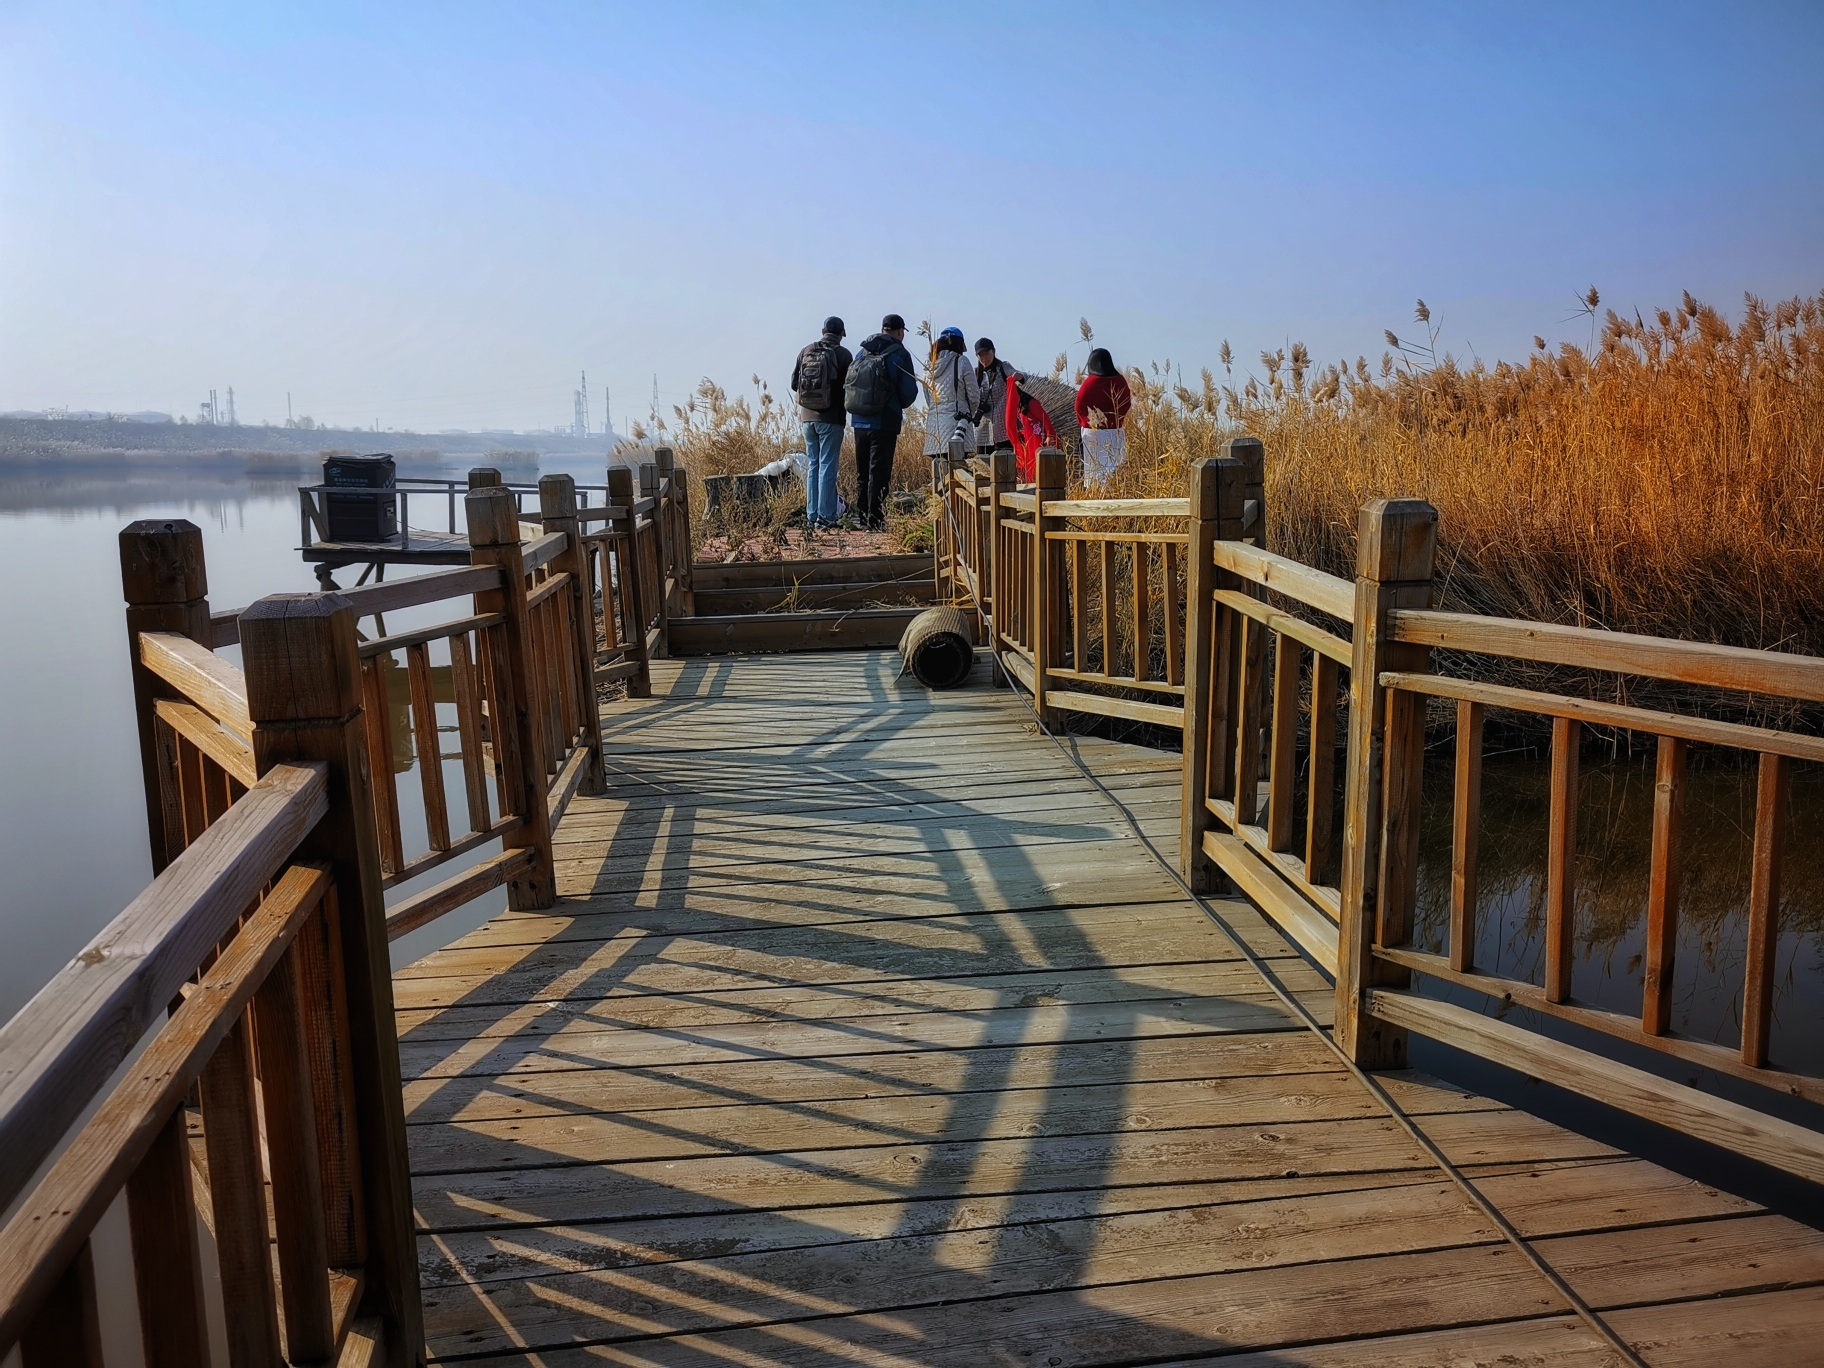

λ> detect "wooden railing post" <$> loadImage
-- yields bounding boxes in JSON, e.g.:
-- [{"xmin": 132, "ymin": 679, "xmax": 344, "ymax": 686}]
[
  {"xmin": 986, "ymin": 448, "xmax": 1017, "ymax": 683},
  {"xmin": 1335, "ymin": 497, "xmax": 1439, "ymax": 1069},
  {"xmin": 468, "ymin": 467, "xmax": 501, "ymax": 490},
  {"xmin": 639, "ymin": 461, "xmax": 670, "ymax": 658},
  {"xmin": 239, "ymin": 592, "xmax": 424, "ymax": 1366},
  {"xmin": 608, "ymin": 466, "xmax": 652, "ymax": 698},
  {"xmin": 656, "ymin": 448, "xmax": 695, "ymax": 615},
  {"xmin": 1179, "ymin": 457, "xmax": 1246, "ymax": 891},
  {"xmin": 466, "ymin": 488, "xmax": 559, "ymax": 910},
  {"xmin": 539, "ymin": 473, "xmax": 606, "ymax": 797},
  {"xmin": 1033, "ymin": 447, "xmax": 1067, "ymax": 725},
  {"xmin": 120, "ymin": 519, "xmax": 211, "ymax": 873}
]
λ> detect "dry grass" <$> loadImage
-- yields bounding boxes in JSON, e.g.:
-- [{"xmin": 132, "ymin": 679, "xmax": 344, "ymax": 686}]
[
  {"xmin": 1101, "ymin": 288, "xmax": 1824, "ymax": 668},
  {"xmin": 628, "ymin": 376, "xmax": 930, "ymax": 558}
]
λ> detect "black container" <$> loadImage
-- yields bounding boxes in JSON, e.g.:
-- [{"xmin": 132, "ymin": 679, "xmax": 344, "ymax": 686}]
[{"xmin": 323, "ymin": 453, "xmax": 398, "ymax": 542}]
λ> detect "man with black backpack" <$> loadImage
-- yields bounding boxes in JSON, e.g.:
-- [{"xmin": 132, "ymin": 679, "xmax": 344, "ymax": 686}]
[
  {"xmin": 791, "ymin": 316, "xmax": 852, "ymax": 530},
  {"xmin": 844, "ymin": 313, "xmax": 919, "ymax": 530}
]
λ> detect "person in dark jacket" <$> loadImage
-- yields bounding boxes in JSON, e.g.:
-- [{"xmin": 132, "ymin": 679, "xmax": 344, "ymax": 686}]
[
  {"xmin": 848, "ymin": 313, "xmax": 918, "ymax": 529},
  {"xmin": 790, "ymin": 316, "xmax": 851, "ymax": 528}
]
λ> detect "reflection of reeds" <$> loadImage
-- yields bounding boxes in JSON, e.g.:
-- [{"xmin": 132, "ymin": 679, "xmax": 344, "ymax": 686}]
[{"xmin": 1408, "ymin": 751, "xmax": 1824, "ymax": 984}]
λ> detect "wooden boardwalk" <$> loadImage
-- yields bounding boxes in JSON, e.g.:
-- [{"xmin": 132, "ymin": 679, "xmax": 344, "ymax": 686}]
[{"xmin": 396, "ymin": 652, "xmax": 1824, "ymax": 1367}]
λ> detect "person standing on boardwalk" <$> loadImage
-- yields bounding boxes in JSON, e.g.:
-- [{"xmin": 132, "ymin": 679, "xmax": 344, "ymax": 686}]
[
  {"xmin": 1075, "ymin": 347, "xmax": 1133, "ymax": 487},
  {"xmin": 922, "ymin": 326, "xmax": 980, "ymax": 462},
  {"xmin": 845, "ymin": 313, "xmax": 918, "ymax": 530},
  {"xmin": 973, "ymin": 338, "xmax": 1022, "ymax": 454},
  {"xmin": 790, "ymin": 316, "xmax": 852, "ymax": 529}
]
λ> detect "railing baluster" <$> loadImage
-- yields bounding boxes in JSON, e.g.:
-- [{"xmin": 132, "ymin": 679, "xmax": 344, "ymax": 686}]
[
  {"xmin": 541, "ymin": 473, "xmax": 607, "ymax": 795},
  {"xmin": 1132, "ymin": 541, "xmax": 1152, "ymax": 682},
  {"xmin": 1232, "ymin": 614, "xmax": 1268, "ymax": 826},
  {"xmin": 359, "ymin": 657, "xmax": 404, "ymax": 877},
  {"xmin": 1306, "ymin": 653, "xmax": 1338, "ymax": 886},
  {"xmin": 1266, "ymin": 634, "xmax": 1300, "ymax": 850},
  {"xmin": 199, "ymin": 1012, "xmax": 285, "ymax": 1365},
  {"xmin": 1163, "ymin": 540, "xmax": 1182, "ymax": 686},
  {"xmin": 126, "ymin": 1108, "xmax": 210, "ymax": 1368},
  {"xmin": 1544, "ymin": 716, "xmax": 1582, "ymax": 1003},
  {"xmin": 1071, "ymin": 538, "xmax": 1087, "ymax": 671},
  {"xmin": 1642, "ymin": 734, "xmax": 1688, "ymax": 1035},
  {"xmin": 254, "ymin": 940, "xmax": 336, "ymax": 1363},
  {"xmin": 294, "ymin": 890, "xmax": 367, "ymax": 1270},
  {"xmin": 1099, "ymin": 539, "xmax": 1116, "ymax": 676},
  {"xmin": 449, "ymin": 632, "xmax": 491, "ymax": 832},
  {"xmin": 406, "ymin": 642, "xmax": 450, "ymax": 851},
  {"xmin": 1380, "ymin": 680, "xmax": 1428, "ymax": 954},
  {"xmin": 1450, "ymin": 699, "xmax": 1484, "ymax": 972},
  {"xmin": 1742, "ymin": 751, "xmax": 1790, "ymax": 1066},
  {"xmin": 19, "ymin": 1241, "xmax": 103, "ymax": 1368},
  {"xmin": 1180, "ymin": 458, "xmax": 1223, "ymax": 890}
]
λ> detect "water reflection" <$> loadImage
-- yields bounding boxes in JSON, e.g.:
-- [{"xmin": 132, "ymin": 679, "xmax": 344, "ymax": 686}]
[{"xmin": 1411, "ymin": 750, "xmax": 1824, "ymax": 1077}]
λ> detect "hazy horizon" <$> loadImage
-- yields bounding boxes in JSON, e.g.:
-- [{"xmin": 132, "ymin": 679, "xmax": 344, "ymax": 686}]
[{"xmin": 3, "ymin": 2, "xmax": 1820, "ymax": 433}]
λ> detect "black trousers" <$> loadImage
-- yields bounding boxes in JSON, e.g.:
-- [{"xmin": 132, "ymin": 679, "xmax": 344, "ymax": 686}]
[{"xmin": 853, "ymin": 425, "xmax": 899, "ymax": 527}]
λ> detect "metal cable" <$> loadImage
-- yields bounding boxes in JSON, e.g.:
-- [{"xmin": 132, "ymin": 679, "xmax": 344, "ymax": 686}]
[{"xmin": 933, "ymin": 490, "xmax": 1649, "ymax": 1366}]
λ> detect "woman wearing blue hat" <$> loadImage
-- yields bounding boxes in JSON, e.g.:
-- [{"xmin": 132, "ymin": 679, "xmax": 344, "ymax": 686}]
[{"xmin": 922, "ymin": 326, "xmax": 980, "ymax": 459}]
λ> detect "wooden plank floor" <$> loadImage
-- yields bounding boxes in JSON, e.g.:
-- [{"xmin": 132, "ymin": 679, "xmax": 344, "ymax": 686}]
[{"xmin": 397, "ymin": 651, "xmax": 1824, "ymax": 1366}]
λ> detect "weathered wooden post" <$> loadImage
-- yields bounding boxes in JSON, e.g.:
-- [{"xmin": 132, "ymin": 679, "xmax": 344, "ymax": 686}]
[
  {"xmin": 120, "ymin": 520, "xmax": 213, "ymax": 873},
  {"xmin": 1032, "ymin": 447, "xmax": 1067, "ymax": 726},
  {"xmin": 467, "ymin": 467, "xmax": 501, "ymax": 490},
  {"xmin": 1335, "ymin": 497, "xmax": 1438, "ymax": 1069},
  {"xmin": 1179, "ymin": 457, "xmax": 1246, "ymax": 891},
  {"xmin": 466, "ymin": 487, "xmax": 559, "ymax": 910},
  {"xmin": 656, "ymin": 448, "xmax": 695, "ymax": 615},
  {"xmin": 607, "ymin": 466, "xmax": 652, "ymax": 698},
  {"xmin": 639, "ymin": 461, "xmax": 670, "ymax": 658},
  {"xmin": 986, "ymin": 447, "xmax": 1017, "ymax": 684},
  {"xmin": 539, "ymin": 473, "xmax": 607, "ymax": 797},
  {"xmin": 238, "ymin": 592, "xmax": 424, "ymax": 1366}
]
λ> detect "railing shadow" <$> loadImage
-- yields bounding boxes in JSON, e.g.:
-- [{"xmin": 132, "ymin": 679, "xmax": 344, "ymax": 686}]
[{"xmin": 393, "ymin": 654, "xmax": 1357, "ymax": 1363}]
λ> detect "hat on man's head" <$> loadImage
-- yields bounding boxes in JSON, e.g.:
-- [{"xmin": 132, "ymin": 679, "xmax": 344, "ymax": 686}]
[
  {"xmin": 823, "ymin": 316, "xmax": 846, "ymax": 337},
  {"xmin": 881, "ymin": 314, "xmax": 906, "ymax": 332},
  {"xmin": 974, "ymin": 337, "xmax": 996, "ymax": 355}
]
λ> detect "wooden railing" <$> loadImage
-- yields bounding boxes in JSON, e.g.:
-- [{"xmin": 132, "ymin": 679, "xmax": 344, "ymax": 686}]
[
  {"xmin": 0, "ymin": 467, "xmax": 631, "ymax": 1364},
  {"xmin": 942, "ymin": 439, "xmax": 1824, "ymax": 1186}
]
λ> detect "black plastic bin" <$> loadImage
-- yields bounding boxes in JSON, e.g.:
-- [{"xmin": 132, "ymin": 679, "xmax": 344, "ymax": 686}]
[{"xmin": 322, "ymin": 453, "xmax": 398, "ymax": 542}]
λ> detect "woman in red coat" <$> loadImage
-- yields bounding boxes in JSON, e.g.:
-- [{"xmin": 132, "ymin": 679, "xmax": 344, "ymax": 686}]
[{"xmin": 1075, "ymin": 348, "xmax": 1132, "ymax": 487}]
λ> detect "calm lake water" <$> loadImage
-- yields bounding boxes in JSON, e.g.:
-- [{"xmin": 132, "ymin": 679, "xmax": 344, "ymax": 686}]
[{"xmin": 0, "ymin": 458, "xmax": 610, "ymax": 1023}]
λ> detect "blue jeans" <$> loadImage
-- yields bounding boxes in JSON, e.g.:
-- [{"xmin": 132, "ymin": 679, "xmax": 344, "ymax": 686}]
[{"xmin": 803, "ymin": 421, "xmax": 842, "ymax": 525}]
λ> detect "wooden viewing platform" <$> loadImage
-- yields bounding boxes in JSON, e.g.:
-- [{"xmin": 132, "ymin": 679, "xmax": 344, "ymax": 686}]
[{"xmin": 3, "ymin": 442, "xmax": 1823, "ymax": 1367}]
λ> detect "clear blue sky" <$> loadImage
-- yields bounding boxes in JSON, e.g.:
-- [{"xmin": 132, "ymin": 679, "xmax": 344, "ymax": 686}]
[{"xmin": 2, "ymin": 1, "xmax": 1820, "ymax": 432}]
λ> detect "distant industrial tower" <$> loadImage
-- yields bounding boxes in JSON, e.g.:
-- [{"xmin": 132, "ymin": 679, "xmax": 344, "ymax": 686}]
[
  {"xmin": 573, "ymin": 370, "xmax": 590, "ymax": 439},
  {"xmin": 226, "ymin": 387, "xmax": 236, "ymax": 426},
  {"xmin": 602, "ymin": 385, "xmax": 613, "ymax": 440}
]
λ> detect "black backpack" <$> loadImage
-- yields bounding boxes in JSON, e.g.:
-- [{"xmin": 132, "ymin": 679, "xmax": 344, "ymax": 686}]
[
  {"xmin": 795, "ymin": 341, "xmax": 840, "ymax": 412},
  {"xmin": 845, "ymin": 346, "xmax": 893, "ymax": 417}
]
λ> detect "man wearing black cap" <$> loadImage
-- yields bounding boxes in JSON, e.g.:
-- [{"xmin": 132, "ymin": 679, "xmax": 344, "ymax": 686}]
[
  {"xmin": 845, "ymin": 314, "xmax": 918, "ymax": 530},
  {"xmin": 791, "ymin": 316, "xmax": 852, "ymax": 529}
]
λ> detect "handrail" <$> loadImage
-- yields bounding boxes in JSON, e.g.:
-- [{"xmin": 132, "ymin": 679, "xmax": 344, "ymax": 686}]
[
  {"xmin": 0, "ymin": 861, "xmax": 334, "ymax": 1350},
  {"xmin": 521, "ymin": 530, "xmax": 567, "ymax": 572},
  {"xmin": 1391, "ymin": 607, "xmax": 1824, "ymax": 702},
  {"xmin": 0, "ymin": 761, "xmax": 329, "ymax": 1211},
  {"xmin": 1210, "ymin": 539, "xmax": 1354, "ymax": 621},
  {"xmin": 210, "ymin": 563, "xmax": 506, "ymax": 645},
  {"xmin": 1044, "ymin": 497, "xmax": 1190, "ymax": 518},
  {"xmin": 139, "ymin": 631, "xmax": 253, "ymax": 735}
]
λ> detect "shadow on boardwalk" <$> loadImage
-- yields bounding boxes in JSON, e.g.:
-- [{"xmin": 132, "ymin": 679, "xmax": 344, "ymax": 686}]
[{"xmin": 392, "ymin": 654, "xmax": 1824, "ymax": 1366}]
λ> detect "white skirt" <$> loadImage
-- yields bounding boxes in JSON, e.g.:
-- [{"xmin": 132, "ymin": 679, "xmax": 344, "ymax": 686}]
[
  {"xmin": 924, "ymin": 412, "xmax": 978, "ymax": 457},
  {"xmin": 1082, "ymin": 427, "xmax": 1126, "ymax": 485}
]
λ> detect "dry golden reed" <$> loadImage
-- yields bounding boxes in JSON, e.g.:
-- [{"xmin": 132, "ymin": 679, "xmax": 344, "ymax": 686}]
[{"xmin": 1105, "ymin": 288, "xmax": 1824, "ymax": 663}]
